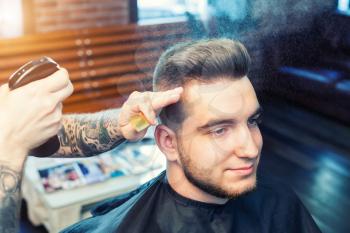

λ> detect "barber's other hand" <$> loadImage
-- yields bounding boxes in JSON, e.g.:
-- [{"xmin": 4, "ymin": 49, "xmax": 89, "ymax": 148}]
[
  {"xmin": 118, "ymin": 87, "xmax": 183, "ymax": 141},
  {"xmin": 0, "ymin": 68, "xmax": 73, "ymax": 167}
]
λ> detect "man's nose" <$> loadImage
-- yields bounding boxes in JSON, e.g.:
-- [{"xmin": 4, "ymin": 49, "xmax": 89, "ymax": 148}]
[{"xmin": 234, "ymin": 125, "xmax": 260, "ymax": 159}]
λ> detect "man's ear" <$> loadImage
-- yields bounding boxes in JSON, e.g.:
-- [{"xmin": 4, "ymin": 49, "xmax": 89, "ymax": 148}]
[{"xmin": 154, "ymin": 124, "xmax": 178, "ymax": 162}]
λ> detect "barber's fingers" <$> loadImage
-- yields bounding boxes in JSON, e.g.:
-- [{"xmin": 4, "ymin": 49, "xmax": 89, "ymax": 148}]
[
  {"xmin": 51, "ymin": 78, "xmax": 74, "ymax": 103},
  {"xmin": 46, "ymin": 68, "xmax": 71, "ymax": 93},
  {"xmin": 53, "ymin": 103, "xmax": 63, "ymax": 124},
  {"xmin": 130, "ymin": 99, "xmax": 157, "ymax": 125},
  {"xmin": 149, "ymin": 87, "xmax": 183, "ymax": 110},
  {"xmin": 56, "ymin": 102, "xmax": 63, "ymax": 114},
  {"xmin": 43, "ymin": 103, "xmax": 63, "ymax": 130},
  {"xmin": 123, "ymin": 87, "xmax": 182, "ymax": 124},
  {"xmin": 23, "ymin": 67, "xmax": 73, "ymax": 103},
  {"xmin": 40, "ymin": 118, "xmax": 64, "ymax": 140},
  {"xmin": 26, "ymin": 68, "xmax": 71, "ymax": 93}
]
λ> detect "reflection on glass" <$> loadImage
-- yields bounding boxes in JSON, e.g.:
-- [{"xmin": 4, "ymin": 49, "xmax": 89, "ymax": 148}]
[
  {"xmin": 138, "ymin": 0, "xmax": 207, "ymax": 23},
  {"xmin": 338, "ymin": 0, "xmax": 350, "ymax": 12},
  {"xmin": 0, "ymin": 0, "xmax": 23, "ymax": 38}
]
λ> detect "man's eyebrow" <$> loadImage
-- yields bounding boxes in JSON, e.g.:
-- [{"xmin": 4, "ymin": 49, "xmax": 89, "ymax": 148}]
[
  {"xmin": 197, "ymin": 119, "xmax": 236, "ymax": 131},
  {"xmin": 197, "ymin": 106, "xmax": 263, "ymax": 131}
]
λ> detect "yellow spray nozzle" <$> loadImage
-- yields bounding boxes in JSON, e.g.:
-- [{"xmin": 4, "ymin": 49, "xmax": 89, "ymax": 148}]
[{"xmin": 130, "ymin": 114, "xmax": 150, "ymax": 132}]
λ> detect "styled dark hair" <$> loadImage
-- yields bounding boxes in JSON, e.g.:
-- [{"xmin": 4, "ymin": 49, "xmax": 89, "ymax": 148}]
[{"xmin": 153, "ymin": 38, "xmax": 251, "ymax": 130}]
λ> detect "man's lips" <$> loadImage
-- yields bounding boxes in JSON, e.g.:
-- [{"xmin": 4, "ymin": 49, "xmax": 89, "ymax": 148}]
[
  {"xmin": 226, "ymin": 165, "xmax": 254, "ymax": 175},
  {"xmin": 236, "ymin": 165, "xmax": 254, "ymax": 170},
  {"xmin": 227, "ymin": 164, "xmax": 254, "ymax": 170}
]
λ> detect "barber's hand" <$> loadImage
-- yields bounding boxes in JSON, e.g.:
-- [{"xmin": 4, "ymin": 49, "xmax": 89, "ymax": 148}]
[
  {"xmin": 0, "ymin": 68, "xmax": 73, "ymax": 168},
  {"xmin": 118, "ymin": 87, "xmax": 183, "ymax": 141}
]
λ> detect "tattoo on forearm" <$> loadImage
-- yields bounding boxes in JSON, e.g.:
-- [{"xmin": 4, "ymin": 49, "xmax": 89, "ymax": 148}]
[
  {"xmin": 53, "ymin": 109, "xmax": 125, "ymax": 157},
  {"xmin": 0, "ymin": 165, "xmax": 22, "ymax": 233}
]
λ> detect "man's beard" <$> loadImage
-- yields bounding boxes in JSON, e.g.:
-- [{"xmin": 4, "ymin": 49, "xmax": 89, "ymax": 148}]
[{"xmin": 178, "ymin": 147, "xmax": 257, "ymax": 199}]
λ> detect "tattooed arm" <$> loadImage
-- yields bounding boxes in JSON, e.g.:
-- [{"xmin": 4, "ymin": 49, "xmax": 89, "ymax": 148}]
[
  {"xmin": 53, "ymin": 109, "xmax": 126, "ymax": 157},
  {"xmin": 0, "ymin": 158, "xmax": 23, "ymax": 233},
  {"xmin": 52, "ymin": 88, "xmax": 183, "ymax": 158}
]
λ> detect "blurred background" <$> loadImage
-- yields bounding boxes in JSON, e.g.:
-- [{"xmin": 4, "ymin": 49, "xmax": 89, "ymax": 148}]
[{"xmin": 0, "ymin": 0, "xmax": 349, "ymax": 233}]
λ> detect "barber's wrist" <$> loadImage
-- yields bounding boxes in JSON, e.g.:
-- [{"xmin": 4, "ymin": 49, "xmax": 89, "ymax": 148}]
[
  {"xmin": 0, "ymin": 161, "xmax": 23, "ymax": 195},
  {"xmin": 0, "ymin": 158, "xmax": 26, "ymax": 174},
  {"xmin": 0, "ymin": 141, "xmax": 28, "ymax": 171}
]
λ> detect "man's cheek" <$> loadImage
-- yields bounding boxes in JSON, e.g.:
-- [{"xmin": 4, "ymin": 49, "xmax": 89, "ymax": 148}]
[
  {"xmin": 181, "ymin": 133, "xmax": 225, "ymax": 165},
  {"xmin": 198, "ymin": 143, "xmax": 225, "ymax": 167},
  {"xmin": 207, "ymin": 137, "xmax": 236, "ymax": 158}
]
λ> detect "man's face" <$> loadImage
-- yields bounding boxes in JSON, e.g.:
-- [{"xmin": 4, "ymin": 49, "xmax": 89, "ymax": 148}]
[{"xmin": 175, "ymin": 77, "xmax": 263, "ymax": 199}]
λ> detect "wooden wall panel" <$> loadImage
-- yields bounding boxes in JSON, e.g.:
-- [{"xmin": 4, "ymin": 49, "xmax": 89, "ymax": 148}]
[{"xmin": 32, "ymin": 0, "xmax": 129, "ymax": 33}]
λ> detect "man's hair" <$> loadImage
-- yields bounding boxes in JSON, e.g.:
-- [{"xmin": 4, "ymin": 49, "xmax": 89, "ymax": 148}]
[{"xmin": 152, "ymin": 38, "xmax": 251, "ymax": 131}]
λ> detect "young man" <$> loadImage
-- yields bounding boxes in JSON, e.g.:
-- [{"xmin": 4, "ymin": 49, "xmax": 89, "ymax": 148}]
[{"xmin": 61, "ymin": 39, "xmax": 322, "ymax": 233}]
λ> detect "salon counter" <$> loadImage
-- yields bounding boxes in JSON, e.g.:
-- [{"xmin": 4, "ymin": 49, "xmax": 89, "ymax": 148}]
[{"xmin": 22, "ymin": 144, "xmax": 164, "ymax": 233}]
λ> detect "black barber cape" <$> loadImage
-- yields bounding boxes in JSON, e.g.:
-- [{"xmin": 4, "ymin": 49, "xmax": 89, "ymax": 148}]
[{"xmin": 61, "ymin": 171, "xmax": 321, "ymax": 233}]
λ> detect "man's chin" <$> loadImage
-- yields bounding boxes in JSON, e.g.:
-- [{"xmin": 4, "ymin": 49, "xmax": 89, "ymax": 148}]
[
  {"xmin": 187, "ymin": 174, "xmax": 257, "ymax": 199},
  {"xmin": 226, "ymin": 182, "xmax": 256, "ymax": 199},
  {"xmin": 218, "ymin": 175, "xmax": 257, "ymax": 199}
]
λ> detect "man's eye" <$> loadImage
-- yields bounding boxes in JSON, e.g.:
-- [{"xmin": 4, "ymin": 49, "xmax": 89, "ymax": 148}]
[
  {"xmin": 210, "ymin": 128, "xmax": 227, "ymax": 137},
  {"xmin": 248, "ymin": 116, "xmax": 262, "ymax": 127}
]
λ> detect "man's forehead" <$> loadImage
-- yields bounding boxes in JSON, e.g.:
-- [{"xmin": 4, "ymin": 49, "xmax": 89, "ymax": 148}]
[
  {"xmin": 181, "ymin": 77, "xmax": 259, "ymax": 120},
  {"xmin": 183, "ymin": 79, "xmax": 242, "ymax": 97}
]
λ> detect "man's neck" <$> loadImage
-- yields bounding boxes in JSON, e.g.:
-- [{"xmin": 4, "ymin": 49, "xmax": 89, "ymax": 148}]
[{"xmin": 166, "ymin": 163, "xmax": 228, "ymax": 205}]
